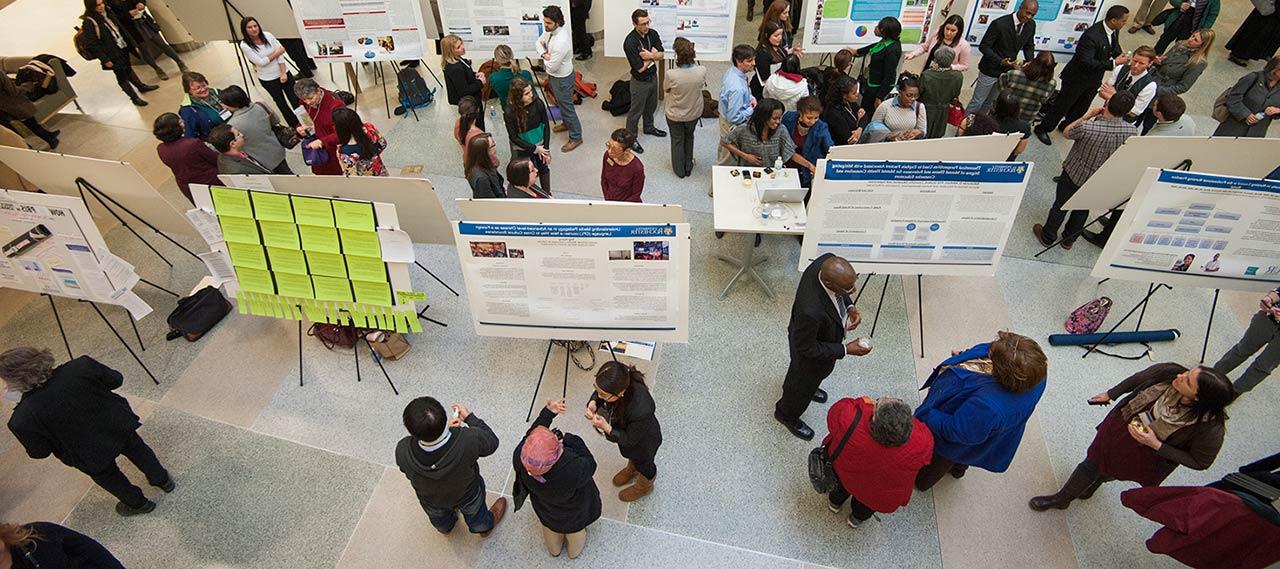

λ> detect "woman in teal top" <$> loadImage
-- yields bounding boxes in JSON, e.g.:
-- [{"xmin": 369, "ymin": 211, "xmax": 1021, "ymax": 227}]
[
  {"xmin": 488, "ymin": 45, "xmax": 533, "ymax": 112},
  {"xmin": 504, "ymin": 77, "xmax": 552, "ymax": 192}
]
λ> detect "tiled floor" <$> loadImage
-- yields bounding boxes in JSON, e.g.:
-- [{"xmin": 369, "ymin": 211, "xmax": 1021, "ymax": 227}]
[{"xmin": 1, "ymin": 0, "xmax": 1277, "ymax": 567}]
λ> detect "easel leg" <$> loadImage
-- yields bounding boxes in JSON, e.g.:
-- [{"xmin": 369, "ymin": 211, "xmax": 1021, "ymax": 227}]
[
  {"xmin": 84, "ymin": 301, "xmax": 159, "ymax": 385},
  {"xmin": 45, "ymin": 294, "xmax": 72, "ymax": 359},
  {"xmin": 562, "ymin": 341, "xmax": 571, "ymax": 399},
  {"xmin": 415, "ymin": 261, "xmax": 460, "ymax": 297},
  {"xmin": 378, "ymin": 62, "xmax": 391, "ymax": 119},
  {"xmin": 76, "ymin": 178, "xmax": 202, "ymax": 262},
  {"xmin": 603, "ymin": 340, "xmax": 620, "ymax": 364},
  {"xmin": 139, "ymin": 278, "xmax": 180, "ymax": 298},
  {"xmin": 526, "ymin": 340, "xmax": 555, "ymax": 421},
  {"xmin": 851, "ymin": 273, "xmax": 873, "ymax": 306},
  {"xmin": 1033, "ymin": 199, "xmax": 1131, "ymax": 258},
  {"xmin": 1200, "ymin": 289, "xmax": 1220, "ymax": 364},
  {"xmin": 1136, "ymin": 283, "xmax": 1154, "ymax": 331},
  {"xmin": 364, "ymin": 338, "xmax": 399, "ymax": 395},
  {"xmin": 917, "ymin": 274, "xmax": 925, "ymax": 359},
  {"xmin": 1083, "ymin": 284, "xmax": 1170, "ymax": 358},
  {"xmin": 297, "ymin": 315, "xmax": 304, "ymax": 387},
  {"xmin": 869, "ymin": 275, "xmax": 890, "ymax": 338},
  {"xmin": 416, "ymin": 305, "xmax": 448, "ymax": 327},
  {"xmin": 354, "ymin": 332, "xmax": 362, "ymax": 382},
  {"xmin": 128, "ymin": 312, "xmax": 145, "ymax": 352}
]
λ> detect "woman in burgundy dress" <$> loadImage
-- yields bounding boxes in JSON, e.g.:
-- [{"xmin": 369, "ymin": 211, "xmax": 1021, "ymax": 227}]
[
  {"xmin": 601, "ymin": 128, "xmax": 644, "ymax": 202},
  {"xmin": 293, "ymin": 78, "xmax": 345, "ymax": 176},
  {"xmin": 1028, "ymin": 363, "xmax": 1234, "ymax": 511}
]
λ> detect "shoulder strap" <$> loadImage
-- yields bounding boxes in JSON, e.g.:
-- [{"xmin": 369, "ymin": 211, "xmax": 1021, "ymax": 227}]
[
  {"xmin": 827, "ymin": 405, "xmax": 864, "ymax": 461},
  {"xmin": 254, "ymin": 101, "xmax": 281, "ymax": 126}
]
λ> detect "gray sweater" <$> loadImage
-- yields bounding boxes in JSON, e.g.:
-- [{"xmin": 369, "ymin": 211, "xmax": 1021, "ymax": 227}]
[
  {"xmin": 1154, "ymin": 43, "xmax": 1206, "ymax": 96},
  {"xmin": 228, "ymin": 104, "xmax": 287, "ymax": 169},
  {"xmin": 722, "ymin": 122, "xmax": 796, "ymax": 167}
]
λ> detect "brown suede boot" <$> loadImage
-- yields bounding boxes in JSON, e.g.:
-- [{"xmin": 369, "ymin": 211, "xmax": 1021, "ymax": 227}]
[
  {"xmin": 479, "ymin": 497, "xmax": 507, "ymax": 537},
  {"xmin": 619, "ymin": 474, "xmax": 653, "ymax": 502},
  {"xmin": 612, "ymin": 461, "xmax": 637, "ymax": 487}
]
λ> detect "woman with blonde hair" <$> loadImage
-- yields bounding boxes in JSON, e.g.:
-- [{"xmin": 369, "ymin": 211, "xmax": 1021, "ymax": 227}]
[
  {"xmin": 1, "ymin": 521, "xmax": 125, "ymax": 567},
  {"xmin": 441, "ymin": 34, "xmax": 486, "ymax": 130},
  {"xmin": 488, "ymin": 44, "xmax": 532, "ymax": 111},
  {"xmin": 1146, "ymin": 29, "xmax": 1214, "ymax": 132}
]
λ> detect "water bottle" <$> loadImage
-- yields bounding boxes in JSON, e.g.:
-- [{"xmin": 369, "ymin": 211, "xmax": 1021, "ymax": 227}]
[
  {"xmin": 773, "ymin": 156, "xmax": 783, "ymax": 170},
  {"xmin": 490, "ymin": 104, "xmax": 497, "ymax": 120},
  {"xmin": 1255, "ymin": 112, "xmax": 1267, "ymax": 121}
]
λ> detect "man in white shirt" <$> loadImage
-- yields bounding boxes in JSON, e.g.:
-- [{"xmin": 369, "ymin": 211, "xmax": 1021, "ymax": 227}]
[
  {"xmin": 1145, "ymin": 93, "xmax": 1196, "ymax": 136},
  {"xmin": 537, "ymin": 6, "xmax": 583, "ymax": 152},
  {"xmin": 1099, "ymin": 45, "xmax": 1158, "ymax": 125}
]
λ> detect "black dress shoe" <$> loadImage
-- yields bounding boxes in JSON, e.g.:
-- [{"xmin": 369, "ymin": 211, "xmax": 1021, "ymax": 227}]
[
  {"xmin": 131, "ymin": 97, "xmax": 149, "ymax": 107},
  {"xmin": 811, "ymin": 388, "xmax": 828, "ymax": 403},
  {"xmin": 115, "ymin": 500, "xmax": 156, "ymax": 516},
  {"xmin": 632, "ymin": 141, "xmax": 644, "ymax": 154},
  {"xmin": 1228, "ymin": 55, "xmax": 1248, "ymax": 67},
  {"xmin": 157, "ymin": 478, "xmax": 176, "ymax": 493},
  {"xmin": 136, "ymin": 83, "xmax": 159, "ymax": 92},
  {"xmin": 1028, "ymin": 495, "xmax": 1071, "ymax": 511},
  {"xmin": 644, "ymin": 128, "xmax": 668, "ymax": 137},
  {"xmin": 1034, "ymin": 130, "xmax": 1052, "ymax": 145},
  {"xmin": 774, "ymin": 413, "xmax": 815, "ymax": 440},
  {"xmin": 1080, "ymin": 229, "xmax": 1108, "ymax": 248}
]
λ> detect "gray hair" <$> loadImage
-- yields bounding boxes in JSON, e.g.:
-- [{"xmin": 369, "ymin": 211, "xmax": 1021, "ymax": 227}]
[
  {"xmin": 0, "ymin": 347, "xmax": 55, "ymax": 393},
  {"xmin": 869, "ymin": 398, "xmax": 914, "ymax": 447},
  {"xmin": 293, "ymin": 78, "xmax": 321, "ymax": 100},
  {"xmin": 933, "ymin": 45, "xmax": 955, "ymax": 69}
]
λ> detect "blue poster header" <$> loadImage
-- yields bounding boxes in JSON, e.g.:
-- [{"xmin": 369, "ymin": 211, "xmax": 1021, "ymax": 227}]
[
  {"xmin": 823, "ymin": 161, "xmax": 1031, "ymax": 183},
  {"xmin": 1157, "ymin": 170, "xmax": 1280, "ymax": 194},
  {"xmin": 459, "ymin": 222, "xmax": 677, "ymax": 238}
]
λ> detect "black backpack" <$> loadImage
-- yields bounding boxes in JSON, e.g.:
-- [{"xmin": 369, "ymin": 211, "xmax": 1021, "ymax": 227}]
[
  {"xmin": 165, "ymin": 286, "xmax": 232, "ymax": 342},
  {"xmin": 397, "ymin": 67, "xmax": 435, "ymax": 110},
  {"xmin": 600, "ymin": 79, "xmax": 630, "ymax": 117}
]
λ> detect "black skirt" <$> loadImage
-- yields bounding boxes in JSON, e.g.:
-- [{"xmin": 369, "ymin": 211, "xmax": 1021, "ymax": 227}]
[{"xmin": 1227, "ymin": 9, "xmax": 1280, "ymax": 61}]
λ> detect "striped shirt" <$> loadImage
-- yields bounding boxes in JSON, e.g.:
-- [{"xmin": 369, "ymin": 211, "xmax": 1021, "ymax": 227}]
[
  {"xmin": 1062, "ymin": 115, "xmax": 1136, "ymax": 186},
  {"xmin": 998, "ymin": 70, "xmax": 1056, "ymax": 123}
]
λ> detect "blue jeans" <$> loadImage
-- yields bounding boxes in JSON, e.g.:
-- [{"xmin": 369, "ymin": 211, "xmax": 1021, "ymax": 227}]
[
  {"xmin": 422, "ymin": 480, "xmax": 493, "ymax": 534},
  {"xmin": 966, "ymin": 73, "xmax": 1000, "ymax": 114},
  {"xmin": 548, "ymin": 73, "xmax": 582, "ymax": 142}
]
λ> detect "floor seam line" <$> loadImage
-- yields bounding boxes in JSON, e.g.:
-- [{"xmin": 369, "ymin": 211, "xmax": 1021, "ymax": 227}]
[{"xmin": 334, "ymin": 466, "xmax": 390, "ymax": 566}]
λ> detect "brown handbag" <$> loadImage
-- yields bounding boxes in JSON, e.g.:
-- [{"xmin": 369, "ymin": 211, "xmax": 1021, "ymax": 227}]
[
  {"xmin": 1212, "ymin": 86, "xmax": 1233, "ymax": 124},
  {"xmin": 366, "ymin": 330, "xmax": 411, "ymax": 360},
  {"xmin": 701, "ymin": 90, "xmax": 719, "ymax": 119}
]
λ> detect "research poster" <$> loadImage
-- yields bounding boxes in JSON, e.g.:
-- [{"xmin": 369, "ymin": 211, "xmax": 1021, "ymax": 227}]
[
  {"xmin": 803, "ymin": 0, "xmax": 938, "ymax": 52},
  {"xmin": 292, "ymin": 0, "xmax": 430, "ymax": 61},
  {"xmin": 454, "ymin": 222, "xmax": 691, "ymax": 342},
  {"xmin": 0, "ymin": 190, "xmax": 152, "ymax": 319},
  {"xmin": 1092, "ymin": 169, "xmax": 1280, "ymax": 292},
  {"xmin": 801, "ymin": 160, "xmax": 1032, "ymax": 276},
  {"xmin": 440, "ymin": 0, "xmax": 570, "ymax": 57},
  {"xmin": 966, "ymin": 0, "xmax": 1100, "ymax": 55},
  {"xmin": 604, "ymin": 0, "xmax": 739, "ymax": 61}
]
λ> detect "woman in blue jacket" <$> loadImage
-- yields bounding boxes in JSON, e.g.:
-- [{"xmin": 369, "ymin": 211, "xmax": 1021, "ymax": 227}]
[
  {"xmin": 779, "ymin": 95, "xmax": 833, "ymax": 189},
  {"xmin": 914, "ymin": 331, "xmax": 1049, "ymax": 491}
]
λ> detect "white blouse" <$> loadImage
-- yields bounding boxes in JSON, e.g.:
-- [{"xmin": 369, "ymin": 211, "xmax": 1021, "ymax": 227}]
[{"xmin": 241, "ymin": 31, "xmax": 287, "ymax": 81}]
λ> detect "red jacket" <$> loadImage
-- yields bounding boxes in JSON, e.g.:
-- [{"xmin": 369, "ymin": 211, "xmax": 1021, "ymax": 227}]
[
  {"xmin": 600, "ymin": 151, "xmax": 644, "ymax": 203},
  {"xmin": 823, "ymin": 397, "xmax": 934, "ymax": 513},
  {"xmin": 303, "ymin": 89, "xmax": 345, "ymax": 175},
  {"xmin": 156, "ymin": 138, "xmax": 222, "ymax": 203},
  {"xmin": 1123, "ymin": 486, "xmax": 1280, "ymax": 569}
]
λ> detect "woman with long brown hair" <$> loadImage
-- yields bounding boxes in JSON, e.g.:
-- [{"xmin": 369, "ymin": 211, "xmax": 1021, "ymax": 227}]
[
  {"xmin": 757, "ymin": 0, "xmax": 803, "ymax": 56},
  {"xmin": 998, "ymin": 51, "xmax": 1058, "ymax": 124},
  {"xmin": 752, "ymin": 21, "xmax": 787, "ymax": 100},
  {"xmin": 584, "ymin": 361, "xmax": 663, "ymax": 502},
  {"xmin": 1, "ymin": 521, "xmax": 125, "ymax": 567},
  {"xmin": 503, "ymin": 77, "xmax": 553, "ymax": 192},
  {"xmin": 464, "ymin": 133, "xmax": 504, "ymax": 199}
]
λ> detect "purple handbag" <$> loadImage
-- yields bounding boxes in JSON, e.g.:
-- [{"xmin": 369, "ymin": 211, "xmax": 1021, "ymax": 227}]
[{"xmin": 301, "ymin": 137, "xmax": 329, "ymax": 166}]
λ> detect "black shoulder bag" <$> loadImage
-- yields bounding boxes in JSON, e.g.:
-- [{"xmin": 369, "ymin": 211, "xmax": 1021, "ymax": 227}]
[{"xmin": 808, "ymin": 406, "xmax": 863, "ymax": 494}]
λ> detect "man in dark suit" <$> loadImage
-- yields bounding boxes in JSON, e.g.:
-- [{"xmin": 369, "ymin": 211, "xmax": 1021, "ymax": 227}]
[
  {"xmin": 1034, "ymin": 6, "xmax": 1131, "ymax": 145},
  {"xmin": 968, "ymin": 0, "xmax": 1039, "ymax": 113},
  {"xmin": 2, "ymin": 348, "xmax": 174, "ymax": 516},
  {"xmin": 774, "ymin": 254, "xmax": 873, "ymax": 440}
]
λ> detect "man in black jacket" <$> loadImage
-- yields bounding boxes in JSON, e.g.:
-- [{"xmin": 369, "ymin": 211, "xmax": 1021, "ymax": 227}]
[
  {"xmin": 570, "ymin": 0, "xmax": 593, "ymax": 60},
  {"xmin": 2, "ymin": 348, "xmax": 174, "ymax": 516},
  {"xmin": 774, "ymin": 254, "xmax": 872, "ymax": 440},
  {"xmin": 395, "ymin": 396, "xmax": 507, "ymax": 535},
  {"xmin": 1034, "ymin": 5, "xmax": 1131, "ymax": 145},
  {"xmin": 968, "ymin": 0, "xmax": 1039, "ymax": 113}
]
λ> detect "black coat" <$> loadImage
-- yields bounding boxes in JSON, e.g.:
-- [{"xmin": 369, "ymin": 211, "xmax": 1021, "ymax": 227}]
[
  {"xmin": 590, "ymin": 380, "xmax": 662, "ymax": 464},
  {"xmin": 7, "ymin": 522, "xmax": 125, "ymax": 569},
  {"xmin": 856, "ymin": 40, "xmax": 902, "ymax": 96},
  {"xmin": 1060, "ymin": 21, "xmax": 1120, "ymax": 85},
  {"xmin": 823, "ymin": 100, "xmax": 864, "ymax": 146},
  {"xmin": 788, "ymin": 253, "xmax": 849, "ymax": 376},
  {"xmin": 977, "ymin": 14, "xmax": 1036, "ymax": 77},
  {"xmin": 80, "ymin": 12, "xmax": 135, "ymax": 70},
  {"xmin": 8, "ymin": 357, "xmax": 140, "ymax": 472},
  {"xmin": 512, "ymin": 407, "xmax": 602, "ymax": 534},
  {"xmin": 108, "ymin": 0, "xmax": 159, "ymax": 44},
  {"xmin": 443, "ymin": 59, "xmax": 483, "ymax": 106}
]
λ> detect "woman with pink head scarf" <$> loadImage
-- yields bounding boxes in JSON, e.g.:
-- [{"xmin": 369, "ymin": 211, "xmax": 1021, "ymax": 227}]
[{"xmin": 513, "ymin": 398, "xmax": 602, "ymax": 558}]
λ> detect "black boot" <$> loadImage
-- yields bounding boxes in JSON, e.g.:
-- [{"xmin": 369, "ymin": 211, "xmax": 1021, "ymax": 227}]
[{"xmin": 1029, "ymin": 462, "xmax": 1099, "ymax": 511}]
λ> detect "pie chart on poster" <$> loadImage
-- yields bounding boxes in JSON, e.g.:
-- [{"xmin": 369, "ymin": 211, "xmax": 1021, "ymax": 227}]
[{"xmin": 854, "ymin": 25, "xmax": 868, "ymax": 37}]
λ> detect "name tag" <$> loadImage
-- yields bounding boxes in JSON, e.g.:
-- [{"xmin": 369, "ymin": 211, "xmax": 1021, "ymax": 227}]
[{"xmin": 219, "ymin": 109, "xmax": 233, "ymax": 121}]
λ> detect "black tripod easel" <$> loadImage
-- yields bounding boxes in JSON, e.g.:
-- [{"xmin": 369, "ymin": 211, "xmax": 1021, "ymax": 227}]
[
  {"xmin": 1081, "ymin": 281, "xmax": 1173, "ymax": 359},
  {"xmin": 525, "ymin": 340, "xmax": 620, "ymax": 422},
  {"xmin": 73, "ymin": 177, "xmax": 196, "ymax": 299},
  {"xmin": 42, "ymin": 294, "xmax": 160, "ymax": 384},
  {"xmin": 852, "ymin": 272, "xmax": 927, "ymax": 358},
  {"xmin": 413, "ymin": 262, "xmax": 458, "ymax": 328}
]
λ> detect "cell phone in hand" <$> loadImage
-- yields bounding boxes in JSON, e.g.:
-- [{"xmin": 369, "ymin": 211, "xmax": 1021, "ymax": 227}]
[{"xmin": 1088, "ymin": 399, "xmax": 1109, "ymax": 406}]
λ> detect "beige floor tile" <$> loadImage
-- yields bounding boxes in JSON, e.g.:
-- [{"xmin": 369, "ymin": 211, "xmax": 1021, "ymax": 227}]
[{"xmin": 159, "ymin": 312, "xmax": 294, "ymax": 427}]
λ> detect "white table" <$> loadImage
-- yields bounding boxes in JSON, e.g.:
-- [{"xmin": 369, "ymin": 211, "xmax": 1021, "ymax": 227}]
[{"xmin": 711, "ymin": 166, "xmax": 808, "ymax": 300}]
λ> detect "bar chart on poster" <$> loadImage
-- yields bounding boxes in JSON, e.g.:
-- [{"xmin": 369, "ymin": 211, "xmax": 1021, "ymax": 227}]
[
  {"xmin": 966, "ymin": 0, "xmax": 1100, "ymax": 55},
  {"xmin": 802, "ymin": 0, "xmax": 937, "ymax": 52}
]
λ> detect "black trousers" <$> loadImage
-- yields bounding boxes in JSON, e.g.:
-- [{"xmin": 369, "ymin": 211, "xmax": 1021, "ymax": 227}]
[
  {"xmin": 82, "ymin": 432, "xmax": 170, "ymax": 508},
  {"xmin": 106, "ymin": 55, "xmax": 147, "ymax": 99},
  {"xmin": 3, "ymin": 116, "xmax": 57, "ymax": 146},
  {"xmin": 775, "ymin": 357, "xmax": 835, "ymax": 421},
  {"xmin": 279, "ymin": 38, "xmax": 316, "ymax": 77},
  {"xmin": 259, "ymin": 74, "xmax": 302, "ymax": 128},
  {"xmin": 1035, "ymin": 79, "xmax": 1100, "ymax": 134},
  {"xmin": 131, "ymin": 25, "xmax": 184, "ymax": 72},
  {"xmin": 1041, "ymin": 174, "xmax": 1089, "ymax": 243},
  {"xmin": 571, "ymin": 2, "xmax": 591, "ymax": 56},
  {"xmin": 913, "ymin": 452, "xmax": 969, "ymax": 491},
  {"xmin": 829, "ymin": 485, "xmax": 876, "ymax": 521},
  {"xmin": 1155, "ymin": 15, "xmax": 1194, "ymax": 54},
  {"xmin": 272, "ymin": 159, "xmax": 294, "ymax": 174}
]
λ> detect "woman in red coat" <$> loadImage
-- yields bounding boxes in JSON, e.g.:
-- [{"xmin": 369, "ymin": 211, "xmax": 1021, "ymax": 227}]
[
  {"xmin": 293, "ymin": 78, "xmax": 345, "ymax": 176},
  {"xmin": 823, "ymin": 396, "xmax": 934, "ymax": 527}
]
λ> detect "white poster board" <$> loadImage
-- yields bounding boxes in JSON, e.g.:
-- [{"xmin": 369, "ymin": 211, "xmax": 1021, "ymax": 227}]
[
  {"xmin": 802, "ymin": 0, "xmax": 938, "ymax": 53},
  {"xmin": 220, "ymin": 174, "xmax": 453, "ymax": 245},
  {"xmin": 965, "ymin": 0, "xmax": 1106, "ymax": 55},
  {"xmin": 291, "ymin": 0, "xmax": 431, "ymax": 61},
  {"xmin": 439, "ymin": 0, "xmax": 570, "ymax": 57},
  {"xmin": 0, "ymin": 190, "xmax": 152, "ymax": 319},
  {"xmin": 801, "ymin": 160, "xmax": 1032, "ymax": 275},
  {"xmin": 1063, "ymin": 136, "xmax": 1280, "ymax": 213},
  {"xmin": 165, "ymin": 0, "xmax": 301, "ymax": 42},
  {"xmin": 1091, "ymin": 169, "xmax": 1280, "ymax": 292},
  {"xmin": 0, "ymin": 147, "xmax": 195, "ymax": 238},
  {"xmin": 826, "ymin": 133, "xmax": 1021, "ymax": 162},
  {"xmin": 604, "ymin": 0, "xmax": 739, "ymax": 61}
]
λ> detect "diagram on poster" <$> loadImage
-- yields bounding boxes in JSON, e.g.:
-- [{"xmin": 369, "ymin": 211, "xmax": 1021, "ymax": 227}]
[
  {"xmin": 441, "ymin": 0, "xmax": 570, "ymax": 57},
  {"xmin": 292, "ymin": 0, "xmax": 430, "ymax": 61},
  {"xmin": 801, "ymin": 160, "xmax": 1032, "ymax": 276},
  {"xmin": 1092, "ymin": 169, "xmax": 1280, "ymax": 292},
  {"xmin": 454, "ymin": 222, "xmax": 691, "ymax": 342},
  {"xmin": 803, "ymin": 0, "xmax": 938, "ymax": 52},
  {"xmin": 604, "ymin": 0, "xmax": 739, "ymax": 61},
  {"xmin": 0, "ymin": 190, "xmax": 152, "ymax": 319},
  {"xmin": 967, "ymin": 0, "xmax": 1099, "ymax": 55}
]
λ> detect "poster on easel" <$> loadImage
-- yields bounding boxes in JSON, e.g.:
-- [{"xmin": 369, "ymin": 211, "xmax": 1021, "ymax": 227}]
[
  {"xmin": 0, "ymin": 190, "xmax": 152, "ymax": 319},
  {"xmin": 291, "ymin": 0, "xmax": 430, "ymax": 61},
  {"xmin": 801, "ymin": 160, "xmax": 1032, "ymax": 276},
  {"xmin": 1092, "ymin": 169, "xmax": 1280, "ymax": 292},
  {"xmin": 439, "ymin": 0, "xmax": 570, "ymax": 57},
  {"xmin": 188, "ymin": 184, "xmax": 425, "ymax": 333},
  {"xmin": 603, "ymin": 0, "xmax": 738, "ymax": 61},
  {"xmin": 966, "ymin": 0, "xmax": 1100, "ymax": 55},
  {"xmin": 802, "ymin": 0, "xmax": 939, "ymax": 53}
]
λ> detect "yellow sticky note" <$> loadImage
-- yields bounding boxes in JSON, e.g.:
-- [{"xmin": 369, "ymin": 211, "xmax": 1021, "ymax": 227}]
[
  {"xmin": 332, "ymin": 200, "xmax": 376, "ymax": 231},
  {"xmin": 408, "ymin": 314, "xmax": 422, "ymax": 333},
  {"xmin": 275, "ymin": 271, "xmax": 314, "ymax": 299},
  {"xmin": 306, "ymin": 251, "xmax": 347, "ymax": 278},
  {"xmin": 267, "ymin": 247, "xmax": 308, "ymax": 275},
  {"xmin": 211, "ymin": 187, "xmax": 253, "ymax": 218},
  {"xmin": 340, "ymin": 229, "xmax": 381, "ymax": 258},
  {"xmin": 291, "ymin": 196, "xmax": 335, "ymax": 226},
  {"xmin": 352, "ymin": 280, "xmax": 392, "ymax": 307},
  {"xmin": 299, "ymin": 225, "xmax": 340, "ymax": 253},
  {"xmin": 345, "ymin": 255, "xmax": 387, "ymax": 283},
  {"xmin": 259, "ymin": 221, "xmax": 301, "ymax": 249},
  {"xmin": 312, "ymin": 275, "xmax": 353, "ymax": 302},
  {"xmin": 396, "ymin": 290, "xmax": 427, "ymax": 303},
  {"xmin": 236, "ymin": 291, "xmax": 248, "ymax": 314},
  {"xmin": 226, "ymin": 242, "xmax": 268, "ymax": 270},
  {"xmin": 251, "ymin": 192, "xmax": 295, "ymax": 222},
  {"xmin": 235, "ymin": 267, "xmax": 275, "ymax": 294},
  {"xmin": 219, "ymin": 216, "xmax": 261, "ymax": 244}
]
